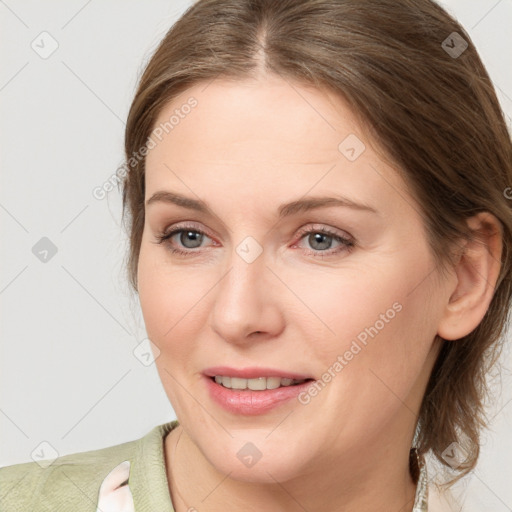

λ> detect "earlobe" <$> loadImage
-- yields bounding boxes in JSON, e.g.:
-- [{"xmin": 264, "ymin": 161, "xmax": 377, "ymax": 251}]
[{"xmin": 437, "ymin": 212, "xmax": 503, "ymax": 341}]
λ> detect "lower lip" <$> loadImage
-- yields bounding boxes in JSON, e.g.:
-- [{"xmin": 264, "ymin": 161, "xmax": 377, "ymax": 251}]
[{"xmin": 204, "ymin": 376, "xmax": 314, "ymax": 415}]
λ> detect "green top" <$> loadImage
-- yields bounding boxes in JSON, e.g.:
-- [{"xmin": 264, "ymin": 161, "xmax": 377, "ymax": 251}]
[
  {"xmin": 0, "ymin": 420, "xmax": 179, "ymax": 511},
  {"xmin": 1, "ymin": 420, "xmax": 440, "ymax": 511}
]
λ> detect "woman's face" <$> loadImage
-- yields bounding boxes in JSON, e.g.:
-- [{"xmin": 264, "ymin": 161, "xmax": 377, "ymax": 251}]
[{"xmin": 138, "ymin": 75, "xmax": 452, "ymax": 483}]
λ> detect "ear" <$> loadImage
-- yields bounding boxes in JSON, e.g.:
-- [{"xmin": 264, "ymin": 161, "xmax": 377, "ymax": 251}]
[{"xmin": 437, "ymin": 212, "xmax": 503, "ymax": 341}]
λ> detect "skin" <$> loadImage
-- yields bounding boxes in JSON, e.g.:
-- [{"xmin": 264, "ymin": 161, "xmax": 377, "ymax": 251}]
[{"xmin": 137, "ymin": 74, "xmax": 502, "ymax": 512}]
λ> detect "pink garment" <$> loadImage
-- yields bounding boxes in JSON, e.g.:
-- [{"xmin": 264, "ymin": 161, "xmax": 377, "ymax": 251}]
[{"xmin": 96, "ymin": 460, "xmax": 135, "ymax": 512}]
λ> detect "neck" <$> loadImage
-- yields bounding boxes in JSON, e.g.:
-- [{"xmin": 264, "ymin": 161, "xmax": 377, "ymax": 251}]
[{"xmin": 164, "ymin": 423, "xmax": 418, "ymax": 512}]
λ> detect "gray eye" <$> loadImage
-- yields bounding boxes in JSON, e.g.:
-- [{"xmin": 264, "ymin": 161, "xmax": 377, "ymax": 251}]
[
  {"xmin": 177, "ymin": 230, "xmax": 204, "ymax": 249},
  {"xmin": 307, "ymin": 233, "xmax": 334, "ymax": 251}
]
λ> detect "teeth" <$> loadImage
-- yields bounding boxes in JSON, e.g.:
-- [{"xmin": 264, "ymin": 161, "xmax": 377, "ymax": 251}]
[
  {"xmin": 248, "ymin": 377, "xmax": 266, "ymax": 391},
  {"xmin": 230, "ymin": 377, "xmax": 247, "ymax": 389},
  {"xmin": 213, "ymin": 375, "xmax": 307, "ymax": 390}
]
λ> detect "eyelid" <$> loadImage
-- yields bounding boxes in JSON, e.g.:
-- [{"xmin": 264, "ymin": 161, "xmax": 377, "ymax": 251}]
[
  {"xmin": 160, "ymin": 221, "xmax": 215, "ymax": 241},
  {"xmin": 294, "ymin": 223, "xmax": 353, "ymax": 244}
]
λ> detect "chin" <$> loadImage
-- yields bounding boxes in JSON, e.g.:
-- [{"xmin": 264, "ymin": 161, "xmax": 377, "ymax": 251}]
[{"xmin": 198, "ymin": 437, "xmax": 309, "ymax": 484}]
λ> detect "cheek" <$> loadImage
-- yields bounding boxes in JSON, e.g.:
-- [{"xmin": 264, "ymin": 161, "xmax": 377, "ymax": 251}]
[
  {"xmin": 292, "ymin": 282, "xmax": 436, "ymax": 453},
  {"xmin": 137, "ymin": 242, "xmax": 227, "ymax": 392},
  {"xmin": 295, "ymin": 256, "xmax": 439, "ymax": 406},
  {"xmin": 137, "ymin": 245, "xmax": 210, "ymax": 412},
  {"xmin": 282, "ymin": 264, "xmax": 412, "ymax": 359},
  {"xmin": 137, "ymin": 241, "xmax": 203, "ymax": 341}
]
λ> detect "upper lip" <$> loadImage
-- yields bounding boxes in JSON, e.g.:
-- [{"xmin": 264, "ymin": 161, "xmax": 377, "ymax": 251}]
[{"xmin": 203, "ymin": 366, "xmax": 314, "ymax": 380}]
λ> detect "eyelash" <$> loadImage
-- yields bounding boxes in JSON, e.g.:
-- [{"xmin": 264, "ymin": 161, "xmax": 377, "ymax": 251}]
[{"xmin": 154, "ymin": 222, "xmax": 355, "ymax": 258}]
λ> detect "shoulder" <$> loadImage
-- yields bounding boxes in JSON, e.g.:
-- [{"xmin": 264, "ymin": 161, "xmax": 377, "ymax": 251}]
[
  {"xmin": 0, "ymin": 438, "xmax": 138, "ymax": 512},
  {"xmin": 0, "ymin": 422, "xmax": 177, "ymax": 512}
]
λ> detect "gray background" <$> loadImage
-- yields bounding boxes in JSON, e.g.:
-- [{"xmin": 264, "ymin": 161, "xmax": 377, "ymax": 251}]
[{"xmin": 1, "ymin": 1, "xmax": 511, "ymax": 509}]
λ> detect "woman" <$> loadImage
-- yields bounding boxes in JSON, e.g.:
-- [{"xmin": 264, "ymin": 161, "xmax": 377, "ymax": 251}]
[{"xmin": 1, "ymin": 0, "xmax": 511, "ymax": 510}]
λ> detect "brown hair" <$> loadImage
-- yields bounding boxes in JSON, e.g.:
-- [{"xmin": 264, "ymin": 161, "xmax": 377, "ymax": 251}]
[{"xmin": 122, "ymin": 0, "xmax": 512, "ymax": 483}]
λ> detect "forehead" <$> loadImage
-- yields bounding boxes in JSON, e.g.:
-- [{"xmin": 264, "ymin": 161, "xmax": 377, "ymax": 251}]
[
  {"xmin": 144, "ymin": 76, "xmax": 412, "ymax": 217},
  {"xmin": 149, "ymin": 76, "xmax": 363, "ymax": 164}
]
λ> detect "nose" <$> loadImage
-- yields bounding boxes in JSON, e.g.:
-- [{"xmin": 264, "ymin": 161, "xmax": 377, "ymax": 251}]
[{"xmin": 209, "ymin": 247, "xmax": 285, "ymax": 345}]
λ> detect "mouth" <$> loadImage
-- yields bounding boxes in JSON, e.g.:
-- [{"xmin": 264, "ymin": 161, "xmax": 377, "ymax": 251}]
[
  {"xmin": 210, "ymin": 375, "xmax": 314, "ymax": 391},
  {"xmin": 203, "ymin": 368, "xmax": 317, "ymax": 415}
]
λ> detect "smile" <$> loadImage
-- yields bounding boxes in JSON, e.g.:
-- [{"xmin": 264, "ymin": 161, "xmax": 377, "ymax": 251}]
[{"xmin": 212, "ymin": 375, "xmax": 310, "ymax": 390}]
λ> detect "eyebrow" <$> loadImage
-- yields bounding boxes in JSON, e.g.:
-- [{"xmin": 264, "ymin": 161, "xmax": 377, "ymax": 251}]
[{"xmin": 145, "ymin": 190, "xmax": 378, "ymax": 218}]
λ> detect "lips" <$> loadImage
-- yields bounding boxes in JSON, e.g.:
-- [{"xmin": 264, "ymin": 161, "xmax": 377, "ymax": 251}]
[{"xmin": 203, "ymin": 366, "xmax": 316, "ymax": 415}]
